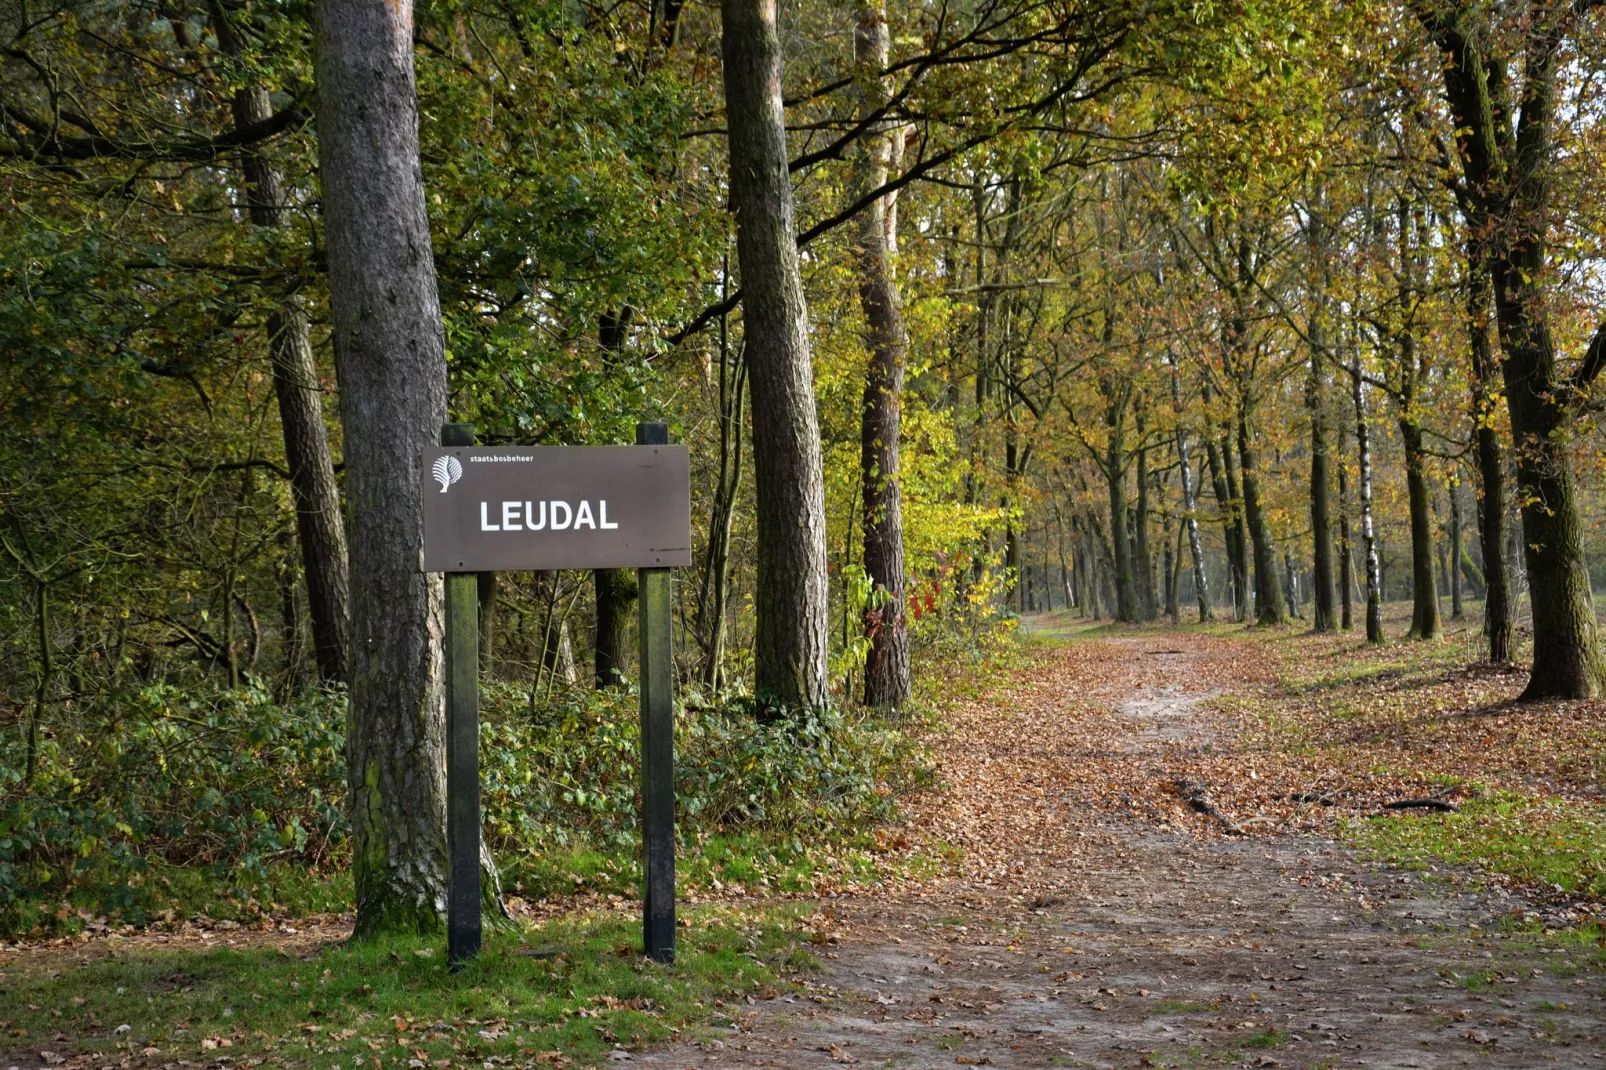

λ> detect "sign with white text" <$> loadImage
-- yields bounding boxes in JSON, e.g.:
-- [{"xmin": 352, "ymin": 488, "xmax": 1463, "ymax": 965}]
[{"xmin": 421, "ymin": 445, "xmax": 691, "ymax": 572}]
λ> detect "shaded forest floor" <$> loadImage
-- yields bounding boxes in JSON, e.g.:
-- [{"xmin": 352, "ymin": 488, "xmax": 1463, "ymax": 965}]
[{"xmin": 3, "ymin": 610, "xmax": 1604, "ymax": 1068}]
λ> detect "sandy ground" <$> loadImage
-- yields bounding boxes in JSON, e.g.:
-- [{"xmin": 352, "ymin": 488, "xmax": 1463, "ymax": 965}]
[{"xmin": 631, "ymin": 632, "xmax": 1605, "ymax": 1069}]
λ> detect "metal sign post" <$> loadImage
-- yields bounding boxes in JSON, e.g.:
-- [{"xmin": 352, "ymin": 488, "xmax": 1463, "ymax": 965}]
[{"xmin": 423, "ymin": 423, "xmax": 691, "ymax": 966}]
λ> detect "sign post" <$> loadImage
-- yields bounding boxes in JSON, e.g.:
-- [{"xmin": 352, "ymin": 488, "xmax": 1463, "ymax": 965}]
[
  {"xmin": 636, "ymin": 422, "xmax": 676, "ymax": 963},
  {"xmin": 441, "ymin": 423, "xmax": 482, "ymax": 969},
  {"xmin": 422, "ymin": 426, "xmax": 692, "ymax": 965}
]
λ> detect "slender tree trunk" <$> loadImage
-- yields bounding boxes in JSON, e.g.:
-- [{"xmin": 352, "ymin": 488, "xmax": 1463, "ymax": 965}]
[
  {"xmin": 1307, "ymin": 355, "xmax": 1337, "ymax": 632},
  {"xmin": 853, "ymin": 0, "xmax": 910, "ymax": 709},
  {"xmin": 1337, "ymin": 435, "xmax": 1354, "ymax": 632},
  {"xmin": 1448, "ymin": 482, "xmax": 1465, "ymax": 621},
  {"xmin": 1237, "ymin": 411, "xmax": 1283, "ymax": 625},
  {"xmin": 1350, "ymin": 353, "xmax": 1384, "ymax": 643},
  {"xmin": 1134, "ymin": 443, "xmax": 1157, "ymax": 621},
  {"xmin": 1465, "ymin": 256, "xmax": 1514, "ymax": 663},
  {"xmin": 592, "ymin": 310, "xmax": 639, "ymax": 689},
  {"xmin": 1400, "ymin": 418, "xmax": 1441, "ymax": 640},
  {"xmin": 218, "ymin": 37, "xmax": 350, "ymax": 684},
  {"xmin": 697, "ymin": 298, "xmax": 745, "ymax": 691},
  {"xmin": 316, "ymin": 0, "xmax": 451, "ymax": 937},
  {"xmin": 1203, "ymin": 434, "xmax": 1241, "ymax": 622},
  {"xmin": 1174, "ymin": 414, "xmax": 1212, "ymax": 621},
  {"xmin": 721, "ymin": 0, "xmax": 831, "ymax": 708},
  {"xmin": 1106, "ymin": 440, "xmax": 1137, "ymax": 623},
  {"xmin": 1215, "ymin": 425, "xmax": 1250, "ymax": 622}
]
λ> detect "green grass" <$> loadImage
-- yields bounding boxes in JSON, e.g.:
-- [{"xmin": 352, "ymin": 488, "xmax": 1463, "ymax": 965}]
[
  {"xmin": 1242, "ymin": 1026, "xmax": 1286, "ymax": 1048},
  {"xmin": 1349, "ymin": 791, "xmax": 1606, "ymax": 899},
  {"xmin": 0, "ymin": 903, "xmax": 811, "ymax": 1067}
]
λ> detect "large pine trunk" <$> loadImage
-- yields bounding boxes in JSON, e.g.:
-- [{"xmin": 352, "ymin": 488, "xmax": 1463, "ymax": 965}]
[
  {"xmin": 853, "ymin": 0, "xmax": 911, "ymax": 710},
  {"xmin": 315, "ymin": 0, "xmax": 450, "ymax": 937},
  {"xmin": 721, "ymin": 0, "xmax": 831, "ymax": 708},
  {"xmin": 219, "ymin": 36, "xmax": 350, "ymax": 685}
]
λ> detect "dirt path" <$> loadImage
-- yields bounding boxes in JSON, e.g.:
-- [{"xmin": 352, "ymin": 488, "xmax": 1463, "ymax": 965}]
[{"xmin": 635, "ymin": 632, "xmax": 1604, "ymax": 1069}]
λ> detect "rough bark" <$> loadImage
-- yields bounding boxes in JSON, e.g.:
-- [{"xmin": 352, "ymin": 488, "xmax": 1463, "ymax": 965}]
[
  {"xmin": 316, "ymin": 0, "xmax": 450, "ymax": 937},
  {"xmin": 721, "ymin": 0, "xmax": 831, "ymax": 708},
  {"xmin": 218, "ymin": 17, "xmax": 349, "ymax": 684}
]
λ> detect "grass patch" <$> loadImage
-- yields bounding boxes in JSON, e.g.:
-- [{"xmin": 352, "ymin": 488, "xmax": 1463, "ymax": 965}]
[
  {"xmin": 1349, "ymin": 791, "xmax": 1606, "ymax": 899},
  {"xmin": 0, "ymin": 903, "xmax": 809, "ymax": 1067}
]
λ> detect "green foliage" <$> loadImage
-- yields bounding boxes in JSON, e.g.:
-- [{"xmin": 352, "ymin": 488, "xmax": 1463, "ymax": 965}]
[
  {"xmin": 1, "ymin": 680, "xmax": 929, "ymax": 937},
  {"xmin": 1352, "ymin": 792, "xmax": 1606, "ymax": 901},
  {"xmin": 0, "ymin": 684, "xmax": 346, "ymax": 935},
  {"xmin": 480, "ymin": 682, "xmax": 928, "ymax": 883}
]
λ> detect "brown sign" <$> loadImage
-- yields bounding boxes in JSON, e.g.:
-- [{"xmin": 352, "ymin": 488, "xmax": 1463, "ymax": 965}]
[{"xmin": 421, "ymin": 445, "xmax": 691, "ymax": 572}]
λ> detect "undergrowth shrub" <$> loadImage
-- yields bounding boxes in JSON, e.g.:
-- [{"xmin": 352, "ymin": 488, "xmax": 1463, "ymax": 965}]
[{"xmin": 2, "ymin": 679, "xmax": 928, "ymax": 936}]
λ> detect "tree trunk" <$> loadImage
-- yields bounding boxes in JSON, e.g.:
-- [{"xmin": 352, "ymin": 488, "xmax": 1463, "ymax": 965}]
[
  {"xmin": 1106, "ymin": 437, "xmax": 1137, "ymax": 623},
  {"xmin": 1307, "ymin": 354, "xmax": 1337, "ymax": 632},
  {"xmin": 696, "ymin": 295, "xmax": 745, "ymax": 691},
  {"xmin": 1237, "ymin": 412, "xmax": 1283, "ymax": 625},
  {"xmin": 1400, "ymin": 418, "xmax": 1441, "ymax": 640},
  {"xmin": 1463, "ymin": 258, "xmax": 1514, "ymax": 663},
  {"xmin": 218, "ymin": 26, "xmax": 350, "ymax": 684},
  {"xmin": 1337, "ymin": 436, "xmax": 1354, "ymax": 632},
  {"xmin": 593, "ymin": 568, "xmax": 637, "ymax": 688},
  {"xmin": 592, "ymin": 312, "xmax": 639, "ymax": 690},
  {"xmin": 721, "ymin": 0, "xmax": 831, "ymax": 708},
  {"xmin": 852, "ymin": 0, "xmax": 911, "ymax": 710},
  {"xmin": 316, "ymin": 0, "xmax": 451, "ymax": 937},
  {"xmin": 1174, "ymin": 416, "xmax": 1212, "ymax": 622},
  {"xmin": 1424, "ymin": 7, "xmax": 1602, "ymax": 696},
  {"xmin": 1134, "ymin": 443, "xmax": 1157, "ymax": 621},
  {"xmin": 1350, "ymin": 352, "xmax": 1384, "ymax": 643},
  {"xmin": 1448, "ymin": 482, "xmax": 1465, "ymax": 621},
  {"xmin": 1203, "ymin": 433, "xmax": 1242, "ymax": 622}
]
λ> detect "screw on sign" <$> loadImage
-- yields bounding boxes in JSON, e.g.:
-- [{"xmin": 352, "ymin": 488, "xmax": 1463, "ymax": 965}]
[{"xmin": 423, "ymin": 423, "xmax": 690, "ymax": 966}]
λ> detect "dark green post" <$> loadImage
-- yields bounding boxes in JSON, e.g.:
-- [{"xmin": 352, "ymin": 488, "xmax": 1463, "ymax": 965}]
[
  {"xmin": 442, "ymin": 423, "xmax": 482, "ymax": 967},
  {"xmin": 637, "ymin": 420, "xmax": 676, "ymax": 963}
]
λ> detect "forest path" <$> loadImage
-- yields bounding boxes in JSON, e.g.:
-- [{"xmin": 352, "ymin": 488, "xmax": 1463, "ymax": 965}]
[{"xmin": 635, "ymin": 627, "xmax": 1604, "ymax": 1070}]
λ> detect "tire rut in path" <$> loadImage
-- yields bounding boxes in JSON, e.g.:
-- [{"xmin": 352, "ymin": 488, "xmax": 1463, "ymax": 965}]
[{"xmin": 634, "ymin": 633, "xmax": 1604, "ymax": 1069}]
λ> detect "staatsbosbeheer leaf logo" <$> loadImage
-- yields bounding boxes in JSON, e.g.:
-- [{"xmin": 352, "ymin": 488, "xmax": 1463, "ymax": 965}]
[{"xmin": 432, "ymin": 455, "xmax": 463, "ymax": 493}]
